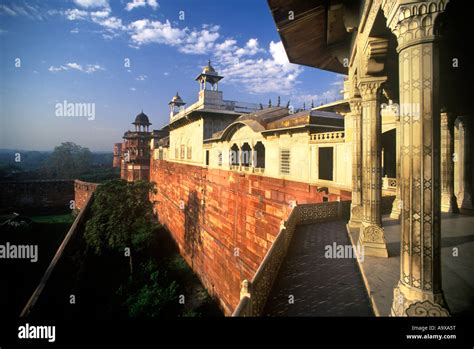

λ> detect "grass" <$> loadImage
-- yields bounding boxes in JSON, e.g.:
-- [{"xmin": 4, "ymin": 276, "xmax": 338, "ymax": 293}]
[
  {"xmin": 30, "ymin": 213, "xmax": 74, "ymax": 224},
  {"xmin": 0, "ymin": 212, "xmax": 74, "ymax": 318}
]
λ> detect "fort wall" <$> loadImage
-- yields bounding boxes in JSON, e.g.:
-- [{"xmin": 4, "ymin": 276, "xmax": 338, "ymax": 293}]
[
  {"xmin": 0, "ymin": 180, "xmax": 74, "ymax": 212},
  {"xmin": 150, "ymin": 159, "xmax": 351, "ymax": 315},
  {"xmin": 74, "ymin": 180, "xmax": 99, "ymax": 211}
]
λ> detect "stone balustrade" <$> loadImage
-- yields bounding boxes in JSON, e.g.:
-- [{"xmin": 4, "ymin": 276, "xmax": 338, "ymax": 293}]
[{"xmin": 310, "ymin": 131, "xmax": 345, "ymax": 143}]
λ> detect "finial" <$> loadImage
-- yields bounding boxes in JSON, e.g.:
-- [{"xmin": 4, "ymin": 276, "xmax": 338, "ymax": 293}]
[
  {"xmin": 259, "ymin": 103, "xmax": 263, "ymax": 110},
  {"xmin": 311, "ymin": 100, "xmax": 314, "ymax": 109},
  {"xmin": 208, "ymin": 59, "xmax": 211, "ymax": 66},
  {"xmin": 268, "ymin": 99, "xmax": 272, "ymax": 107},
  {"xmin": 277, "ymin": 96, "xmax": 281, "ymax": 107},
  {"xmin": 303, "ymin": 102, "xmax": 306, "ymax": 110},
  {"xmin": 286, "ymin": 100, "xmax": 290, "ymax": 108}
]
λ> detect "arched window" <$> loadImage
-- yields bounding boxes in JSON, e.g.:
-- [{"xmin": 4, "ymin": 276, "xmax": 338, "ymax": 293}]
[
  {"xmin": 254, "ymin": 141, "xmax": 265, "ymax": 169},
  {"xmin": 230, "ymin": 144, "xmax": 240, "ymax": 166},
  {"xmin": 241, "ymin": 143, "xmax": 252, "ymax": 167}
]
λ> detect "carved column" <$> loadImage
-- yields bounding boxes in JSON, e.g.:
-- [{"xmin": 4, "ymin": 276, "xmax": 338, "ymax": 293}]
[
  {"xmin": 440, "ymin": 112, "xmax": 458, "ymax": 212},
  {"xmin": 455, "ymin": 116, "xmax": 473, "ymax": 209},
  {"xmin": 348, "ymin": 97, "xmax": 363, "ymax": 228},
  {"xmin": 386, "ymin": 0, "xmax": 450, "ymax": 316},
  {"xmin": 391, "ymin": 111, "xmax": 402, "ymax": 218},
  {"xmin": 358, "ymin": 77, "xmax": 389, "ymax": 258}
]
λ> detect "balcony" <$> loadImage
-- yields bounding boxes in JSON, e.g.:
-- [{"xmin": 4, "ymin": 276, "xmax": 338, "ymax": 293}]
[{"xmin": 310, "ymin": 131, "xmax": 345, "ymax": 143}]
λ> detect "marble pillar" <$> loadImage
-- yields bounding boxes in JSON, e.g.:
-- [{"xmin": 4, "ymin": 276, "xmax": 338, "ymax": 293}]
[
  {"xmin": 387, "ymin": 0, "xmax": 450, "ymax": 316},
  {"xmin": 455, "ymin": 116, "xmax": 473, "ymax": 210},
  {"xmin": 440, "ymin": 112, "xmax": 458, "ymax": 213},
  {"xmin": 391, "ymin": 112, "xmax": 402, "ymax": 219},
  {"xmin": 358, "ymin": 77, "xmax": 389, "ymax": 258},
  {"xmin": 348, "ymin": 97, "xmax": 364, "ymax": 228}
]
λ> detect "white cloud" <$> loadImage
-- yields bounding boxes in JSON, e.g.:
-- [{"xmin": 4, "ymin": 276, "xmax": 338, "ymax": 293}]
[
  {"xmin": 215, "ymin": 40, "xmax": 303, "ymax": 95},
  {"xmin": 127, "ymin": 20, "xmax": 220, "ymax": 54},
  {"xmin": 130, "ymin": 87, "xmax": 137, "ymax": 91},
  {"xmin": 92, "ymin": 16, "xmax": 124, "ymax": 30},
  {"xmin": 125, "ymin": 0, "xmax": 159, "ymax": 11},
  {"xmin": 66, "ymin": 62, "xmax": 82, "ymax": 71},
  {"xmin": 136, "ymin": 74, "xmax": 147, "ymax": 81},
  {"xmin": 48, "ymin": 63, "xmax": 105, "ymax": 74},
  {"xmin": 128, "ymin": 19, "xmax": 185, "ymax": 45},
  {"xmin": 235, "ymin": 38, "xmax": 262, "ymax": 56},
  {"xmin": 0, "ymin": 5, "xmax": 18, "ymax": 16},
  {"xmin": 215, "ymin": 39, "xmax": 236, "ymax": 52},
  {"xmin": 73, "ymin": 0, "xmax": 109, "ymax": 9},
  {"xmin": 70, "ymin": 28, "xmax": 80, "ymax": 34},
  {"xmin": 65, "ymin": 8, "xmax": 89, "ymax": 20},
  {"xmin": 269, "ymin": 40, "xmax": 290, "ymax": 65},
  {"xmin": 54, "ymin": 9, "xmax": 309, "ymax": 95},
  {"xmin": 180, "ymin": 27, "xmax": 220, "ymax": 54},
  {"xmin": 48, "ymin": 66, "xmax": 66, "ymax": 72},
  {"xmin": 0, "ymin": 4, "xmax": 46, "ymax": 20},
  {"xmin": 90, "ymin": 10, "xmax": 110, "ymax": 18}
]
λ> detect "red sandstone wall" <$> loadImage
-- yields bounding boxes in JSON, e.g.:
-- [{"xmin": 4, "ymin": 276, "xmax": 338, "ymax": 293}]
[
  {"xmin": 150, "ymin": 160, "xmax": 351, "ymax": 315},
  {"xmin": 74, "ymin": 180, "xmax": 99, "ymax": 211},
  {"xmin": 0, "ymin": 180, "xmax": 74, "ymax": 212}
]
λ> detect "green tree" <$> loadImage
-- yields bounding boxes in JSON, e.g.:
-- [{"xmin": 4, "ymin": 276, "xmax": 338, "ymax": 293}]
[
  {"xmin": 117, "ymin": 260, "xmax": 178, "ymax": 317},
  {"xmin": 84, "ymin": 179, "xmax": 158, "ymax": 275},
  {"xmin": 44, "ymin": 142, "xmax": 92, "ymax": 178}
]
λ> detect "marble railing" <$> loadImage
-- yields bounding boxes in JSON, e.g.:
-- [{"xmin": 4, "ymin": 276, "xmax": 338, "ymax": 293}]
[
  {"xmin": 310, "ymin": 131, "xmax": 345, "ymax": 143},
  {"xmin": 229, "ymin": 165, "xmax": 265, "ymax": 174},
  {"xmin": 382, "ymin": 176, "xmax": 397, "ymax": 190},
  {"xmin": 232, "ymin": 200, "xmax": 350, "ymax": 316}
]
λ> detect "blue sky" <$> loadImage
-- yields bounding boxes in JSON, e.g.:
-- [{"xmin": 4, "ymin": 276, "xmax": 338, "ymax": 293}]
[{"xmin": 0, "ymin": 0, "xmax": 343, "ymax": 151}]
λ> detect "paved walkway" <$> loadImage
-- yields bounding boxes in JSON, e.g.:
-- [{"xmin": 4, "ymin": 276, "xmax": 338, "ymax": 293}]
[
  {"xmin": 263, "ymin": 220, "xmax": 373, "ymax": 316},
  {"xmin": 347, "ymin": 213, "xmax": 474, "ymax": 316}
]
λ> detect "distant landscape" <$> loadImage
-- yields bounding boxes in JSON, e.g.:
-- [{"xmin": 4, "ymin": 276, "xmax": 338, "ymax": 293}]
[{"xmin": 0, "ymin": 143, "xmax": 119, "ymax": 182}]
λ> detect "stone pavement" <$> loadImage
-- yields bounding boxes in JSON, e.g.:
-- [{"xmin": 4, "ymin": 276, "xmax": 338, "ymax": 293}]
[
  {"xmin": 347, "ymin": 213, "xmax": 474, "ymax": 316},
  {"xmin": 263, "ymin": 220, "xmax": 374, "ymax": 316}
]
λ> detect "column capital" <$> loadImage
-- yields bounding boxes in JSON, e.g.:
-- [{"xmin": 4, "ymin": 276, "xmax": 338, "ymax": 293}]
[
  {"xmin": 440, "ymin": 111, "xmax": 455, "ymax": 128},
  {"xmin": 349, "ymin": 97, "xmax": 363, "ymax": 115},
  {"xmin": 385, "ymin": 0, "xmax": 450, "ymax": 51},
  {"xmin": 357, "ymin": 76, "xmax": 387, "ymax": 101}
]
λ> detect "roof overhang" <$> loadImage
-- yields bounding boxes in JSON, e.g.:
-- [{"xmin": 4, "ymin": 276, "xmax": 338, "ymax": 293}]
[{"xmin": 267, "ymin": 0, "xmax": 355, "ymax": 74}]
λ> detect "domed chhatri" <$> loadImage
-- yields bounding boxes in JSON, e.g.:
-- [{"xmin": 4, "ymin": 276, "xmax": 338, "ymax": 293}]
[
  {"xmin": 169, "ymin": 92, "xmax": 186, "ymax": 118},
  {"xmin": 133, "ymin": 110, "xmax": 151, "ymax": 126},
  {"xmin": 195, "ymin": 59, "xmax": 223, "ymax": 91},
  {"xmin": 132, "ymin": 110, "xmax": 151, "ymax": 132},
  {"xmin": 202, "ymin": 60, "xmax": 217, "ymax": 75},
  {"xmin": 169, "ymin": 92, "xmax": 185, "ymax": 106}
]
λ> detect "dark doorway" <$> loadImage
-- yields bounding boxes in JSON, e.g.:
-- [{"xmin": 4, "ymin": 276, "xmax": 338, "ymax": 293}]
[
  {"xmin": 382, "ymin": 129, "xmax": 396, "ymax": 178},
  {"xmin": 254, "ymin": 141, "xmax": 265, "ymax": 168},
  {"xmin": 241, "ymin": 143, "xmax": 252, "ymax": 167},
  {"xmin": 230, "ymin": 144, "xmax": 239, "ymax": 166},
  {"xmin": 319, "ymin": 147, "xmax": 333, "ymax": 181}
]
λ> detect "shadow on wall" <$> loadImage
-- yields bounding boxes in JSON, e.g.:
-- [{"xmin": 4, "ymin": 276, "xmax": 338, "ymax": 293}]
[{"xmin": 184, "ymin": 190, "xmax": 203, "ymax": 259}]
